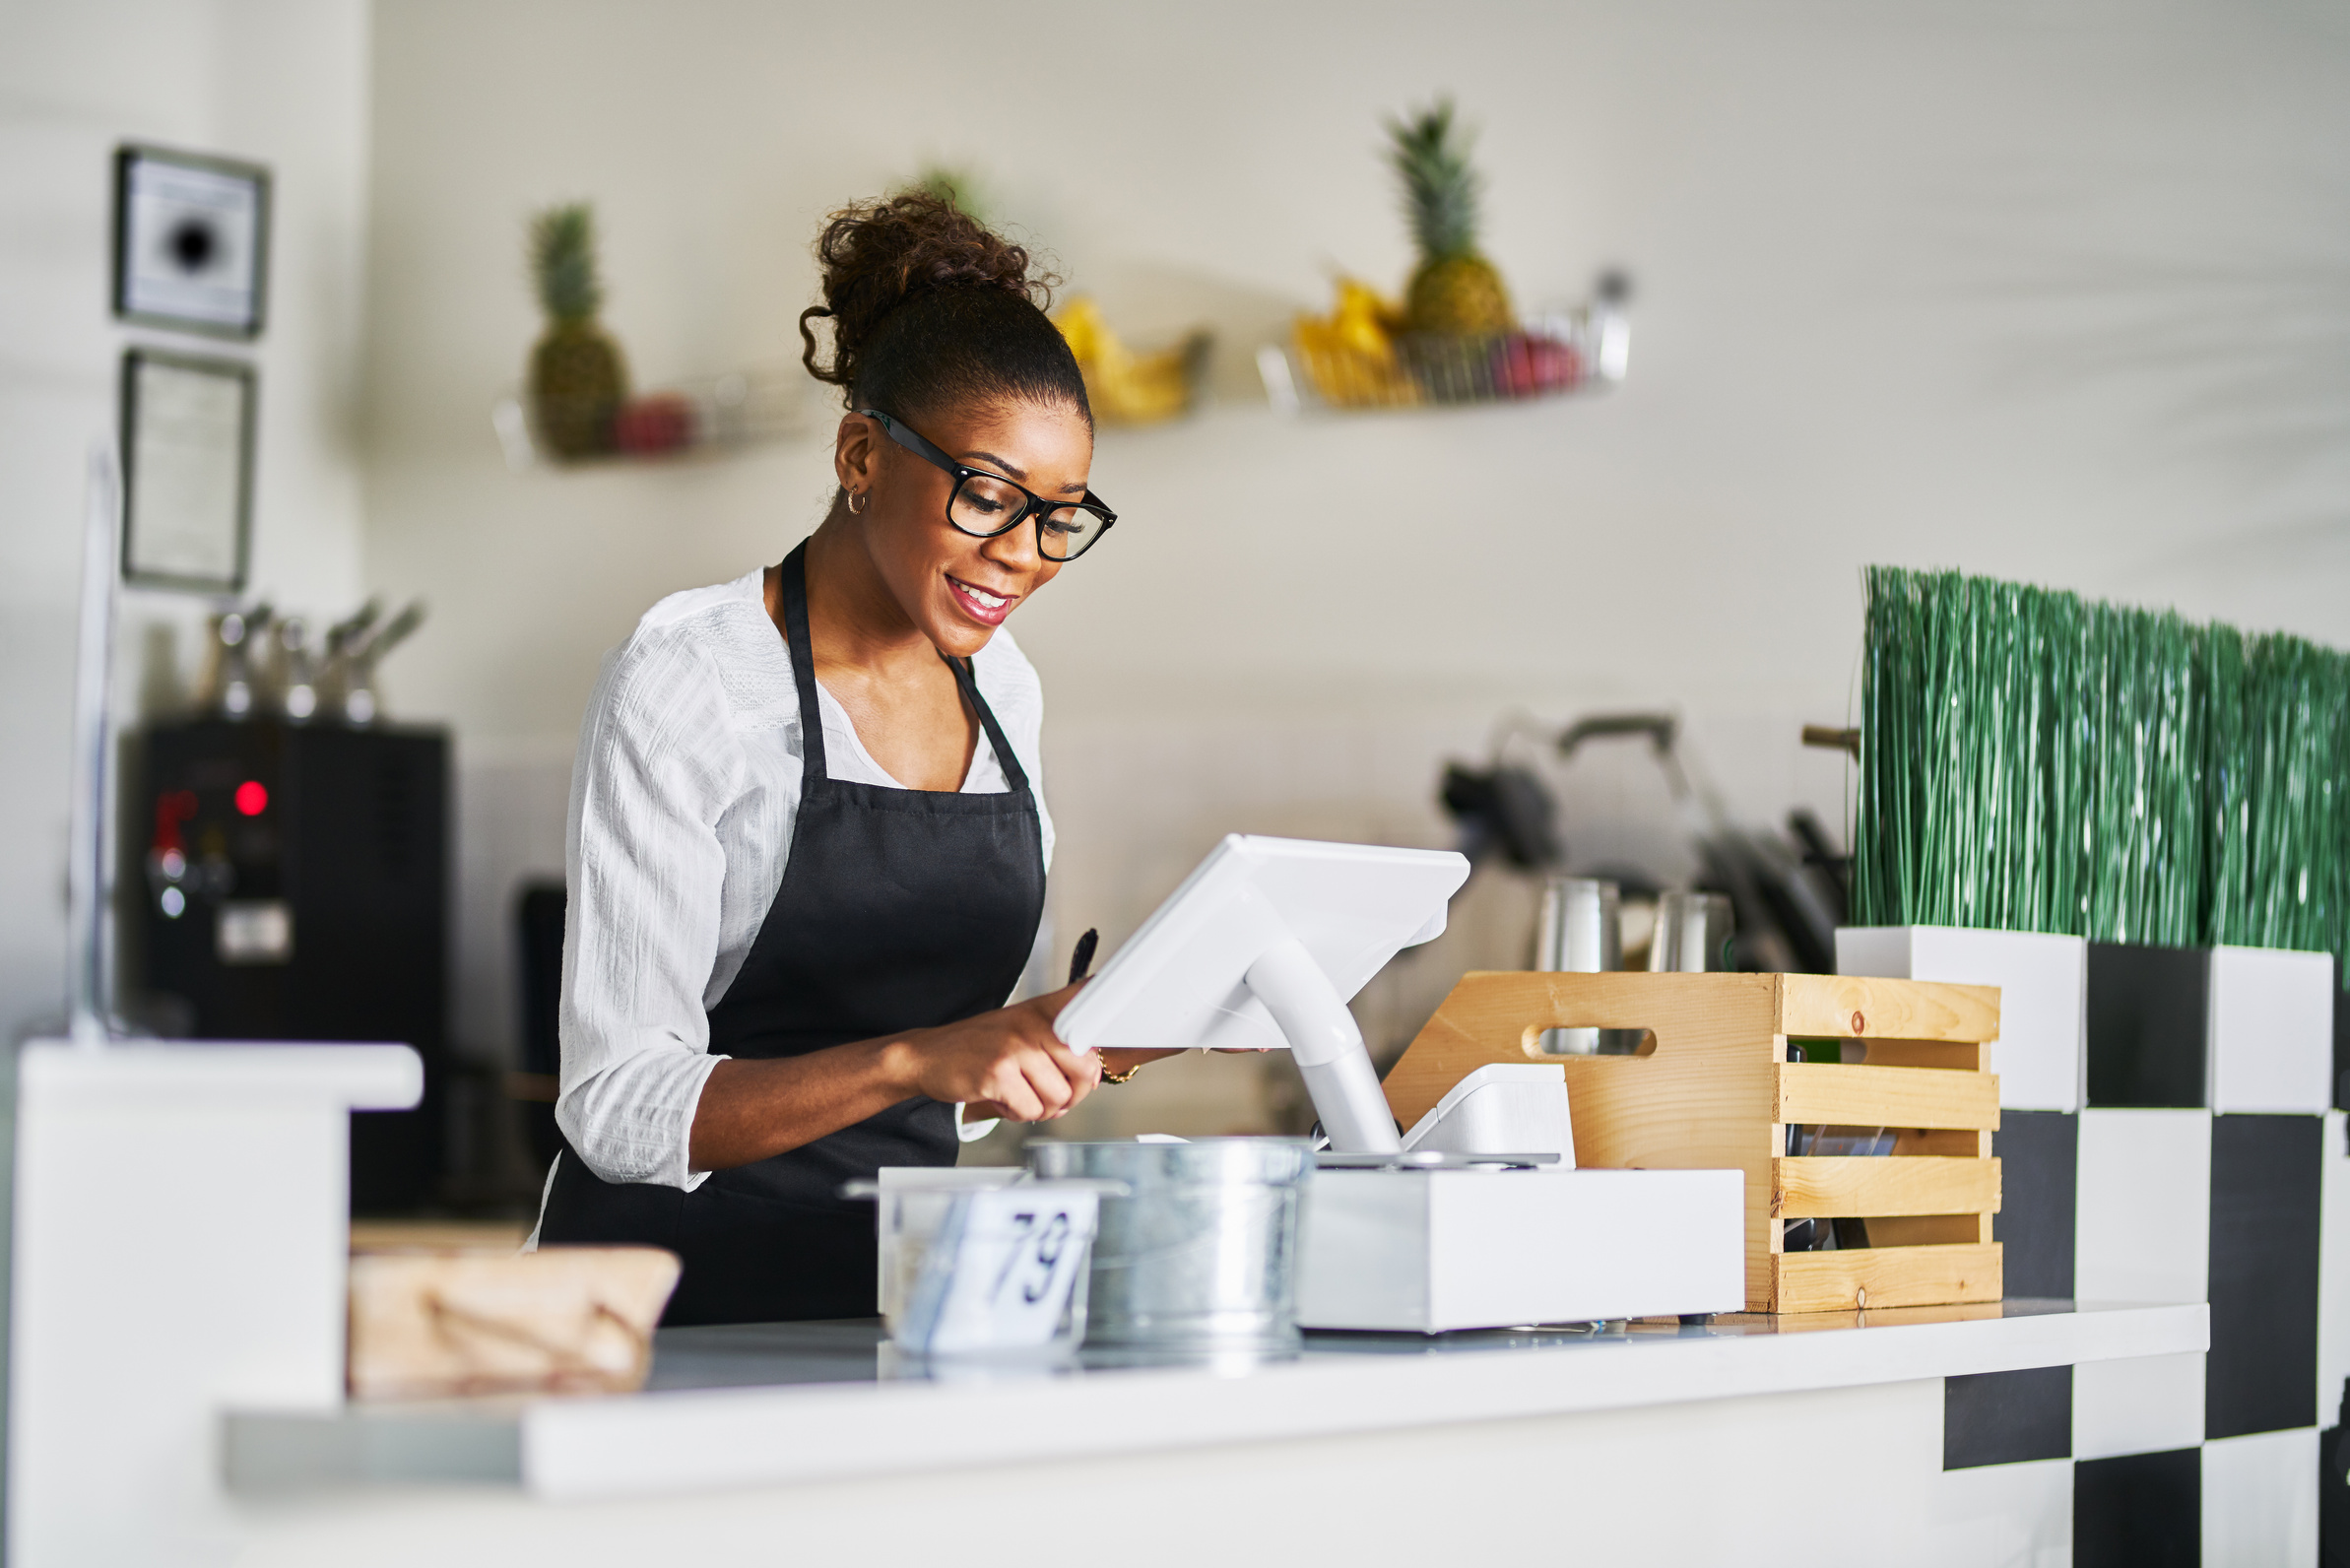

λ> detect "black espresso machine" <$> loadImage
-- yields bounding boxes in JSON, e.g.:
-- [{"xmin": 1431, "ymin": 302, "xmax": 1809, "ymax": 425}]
[{"xmin": 135, "ymin": 717, "xmax": 450, "ymax": 1213}]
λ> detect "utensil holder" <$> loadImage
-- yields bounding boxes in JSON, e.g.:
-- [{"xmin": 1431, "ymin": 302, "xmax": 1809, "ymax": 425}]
[{"xmin": 1384, "ymin": 971, "xmax": 2003, "ymax": 1313}]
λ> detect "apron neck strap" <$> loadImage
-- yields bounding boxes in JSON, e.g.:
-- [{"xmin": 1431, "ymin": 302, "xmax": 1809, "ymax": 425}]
[
  {"xmin": 777, "ymin": 543, "xmax": 831, "ymax": 783},
  {"xmin": 943, "ymin": 652, "xmax": 1030, "ymax": 793},
  {"xmin": 776, "ymin": 542, "xmax": 1031, "ymax": 795}
]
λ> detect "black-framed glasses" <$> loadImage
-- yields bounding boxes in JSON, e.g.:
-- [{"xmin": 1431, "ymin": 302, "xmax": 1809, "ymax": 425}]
[{"xmin": 857, "ymin": 408, "xmax": 1116, "ymax": 562}]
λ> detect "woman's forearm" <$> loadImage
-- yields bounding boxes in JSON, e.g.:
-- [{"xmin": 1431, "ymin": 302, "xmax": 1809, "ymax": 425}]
[
  {"xmin": 685, "ymin": 987, "xmax": 1100, "ymax": 1172},
  {"xmin": 686, "ymin": 1040, "xmax": 919, "ymax": 1172}
]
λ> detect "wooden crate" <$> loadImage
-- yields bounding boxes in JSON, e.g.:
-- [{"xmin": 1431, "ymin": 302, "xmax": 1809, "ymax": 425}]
[{"xmin": 1384, "ymin": 971, "xmax": 2003, "ymax": 1314}]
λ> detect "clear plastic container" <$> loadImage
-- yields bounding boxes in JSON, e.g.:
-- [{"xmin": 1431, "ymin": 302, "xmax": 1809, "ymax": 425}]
[{"xmin": 870, "ymin": 1167, "xmax": 1023, "ymax": 1335}]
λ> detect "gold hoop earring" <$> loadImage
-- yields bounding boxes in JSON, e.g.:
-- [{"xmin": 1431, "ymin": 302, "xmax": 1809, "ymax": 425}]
[{"xmin": 846, "ymin": 490, "xmax": 869, "ymax": 515}]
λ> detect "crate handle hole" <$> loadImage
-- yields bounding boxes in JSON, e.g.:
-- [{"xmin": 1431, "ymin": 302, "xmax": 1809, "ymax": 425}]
[{"xmin": 1521, "ymin": 1025, "xmax": 1658, "ymax": 1059}]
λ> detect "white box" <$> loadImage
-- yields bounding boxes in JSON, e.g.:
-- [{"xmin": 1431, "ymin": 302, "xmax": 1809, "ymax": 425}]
[
  {"xmin": 2207, "ymin": 945, "xmax": 2334, "ymax": 1114},
  {"xmin": 1838, "ymin": 926, "xmax": 2086, "ymax": 1113},
  {"xmin": 2203, "ymin": 1426, "xmax": 2318, "ymax": 1568},
  {"xmin": 2072, "ymin": 1350, "xmax": 2205, "ymax": 1460},
  {"xmin": 1295, "ymin": 1167, "xmax": 1744, "ymax": 1333},
  {"xmin": 2075, "ymin": 1109, "xmax": 2211, "ymax": 1304}
]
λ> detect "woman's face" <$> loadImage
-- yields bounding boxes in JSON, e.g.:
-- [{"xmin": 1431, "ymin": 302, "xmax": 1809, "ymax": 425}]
[{"xmin": 835, "ymin": 398, "xmax": 1092, "ymax": 660}]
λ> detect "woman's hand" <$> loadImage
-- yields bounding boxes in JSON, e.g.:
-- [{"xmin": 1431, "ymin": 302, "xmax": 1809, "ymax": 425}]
[
  {"xmin": 905, "ymin": 982, "xmax": 1098, "ymax": 1123},
  {"xmin": 689, "ymin": 984, "xmax": 1097, "ymax": 1171}
]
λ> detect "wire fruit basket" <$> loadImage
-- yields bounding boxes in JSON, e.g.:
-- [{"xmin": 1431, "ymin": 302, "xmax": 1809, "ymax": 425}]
[
  {"xmin": 492, "ymin": 365, "xmax": 815, "ymax": 471},
  {"xmin": 1261, "ymin": 292, "xmax": 1629, "ymax": 416}
]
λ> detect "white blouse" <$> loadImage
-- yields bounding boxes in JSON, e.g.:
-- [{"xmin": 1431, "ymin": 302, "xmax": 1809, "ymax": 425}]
[{"xmin": 551, "ymin": 565, "xmax": 1054, "ymax": 1194}]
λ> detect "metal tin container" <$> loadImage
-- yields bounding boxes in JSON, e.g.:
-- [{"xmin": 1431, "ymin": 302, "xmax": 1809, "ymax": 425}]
[
  {"xmin": 1026, "ymin": 1139, "xmax": 1312, "ymax": 1352},
  {"xmin": 1534, "ymin": 877, "xmax": 1621, "ymax": 1055},
  {"xmin": 1651, "ymin": 889, "xmax": 1735, "ymax": 973}
]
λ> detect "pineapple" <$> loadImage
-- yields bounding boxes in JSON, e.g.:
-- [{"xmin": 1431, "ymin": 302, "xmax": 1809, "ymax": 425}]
[
  {"xmin": 1387, "ymin": 99, "xmax": 1514, "ymax": 337},
  {"xmin": 527, "ymin": 203, "xmax": 627, "ymax": 460}
]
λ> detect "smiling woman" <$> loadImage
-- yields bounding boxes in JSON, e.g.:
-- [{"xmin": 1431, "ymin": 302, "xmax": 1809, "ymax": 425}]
[{"xmin": 532, "ymin": 194, "xmax": 1166, "ymax": 1326}]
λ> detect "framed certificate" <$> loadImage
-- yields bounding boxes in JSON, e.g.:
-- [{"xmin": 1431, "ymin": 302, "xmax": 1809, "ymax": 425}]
[
  {"xmin": 120, "ymin": 349, "xmax": 256, "ymax": 593},
  {"xmin": 112, "ymin": 145, "xmax": 271, "ymax": 339}
]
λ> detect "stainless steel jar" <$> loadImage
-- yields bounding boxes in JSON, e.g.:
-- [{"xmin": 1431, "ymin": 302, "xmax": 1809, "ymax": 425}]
[
  {"xmin": 1534, "ymin": 877, "xmax": 1621, "ymax": 1055},
  {"xmin": 1650, "ymin": 889, "xmax": 1735, "ymax": 973},
  {"xmin": 1026, "ymin": 1139, "xmax": 1312, "ymax": 1352}
]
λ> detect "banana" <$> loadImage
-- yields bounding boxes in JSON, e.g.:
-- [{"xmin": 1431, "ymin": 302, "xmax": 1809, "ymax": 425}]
[
  {"xmin": 1054, "ymin": 296, "xmax": 1205, "ymax": 425},
  {"xmin": 1293, "ymin": 278, "xmax": 1418, "ymax": 407}
]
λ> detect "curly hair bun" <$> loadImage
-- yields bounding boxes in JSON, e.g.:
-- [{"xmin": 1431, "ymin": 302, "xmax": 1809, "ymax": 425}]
[{"xmin": 800, "ymin": 192, "xmax": 1089, "ymax": 427}]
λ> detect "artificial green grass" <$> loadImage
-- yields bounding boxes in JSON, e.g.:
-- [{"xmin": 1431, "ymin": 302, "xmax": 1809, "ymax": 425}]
[{"xmin": 1854, "ymin": 567, "xmax": 2348, "ymax": 985}]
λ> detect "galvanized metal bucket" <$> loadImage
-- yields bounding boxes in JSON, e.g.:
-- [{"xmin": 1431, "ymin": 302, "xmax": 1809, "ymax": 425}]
[{"xmin": 1025, "ymin": 1139, "xmax": 1312, "ymax": 1351}]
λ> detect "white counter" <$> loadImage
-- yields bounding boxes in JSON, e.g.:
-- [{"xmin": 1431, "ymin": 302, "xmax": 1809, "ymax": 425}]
[
  {"xmin": 4, "ymin": 1042, "xmax": 2223, "ymax": 1567},
  {"xmin": 228, "ymin": 1298, "xmax": 2203, "ymax": 1502}
]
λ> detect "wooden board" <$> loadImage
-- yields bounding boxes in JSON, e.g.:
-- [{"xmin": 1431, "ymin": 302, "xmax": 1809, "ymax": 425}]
[
  {"xmin": 348, "ymin": 1248, "xmax": 680, "ymax": 1400},
  {"xmin": 1858, "ymin": 1040, "xmax": 1993, "ymax": 1072},
  {"xmin": 1863, "ymin": 1213, "xmax": 1995, "ymax": 1246},
  {"xmin": 1772, "ymin": 1155, "xmax": 2001, "ymax": 1218},
  {"xmin": 1893, "ymin": 1128, "xmax": 1994, "ymax": 1158},
  {"xmin": 1772, "ymin": 1243, "xmax": 2003, "ymax": 1312},
  {"xmin": 1777, "ymin": 1063, "xmax": 2001, "ymax": 1131},
  {"xmin": 1777, "ymin": 973, "xmax": 2000, "ymax": 1043}
]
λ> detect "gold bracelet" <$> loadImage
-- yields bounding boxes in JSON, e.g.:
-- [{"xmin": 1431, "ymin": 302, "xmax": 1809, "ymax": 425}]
[{"xmin": 1099, "ymin": 1059, "xmax": 1142, "ymax": 1084}]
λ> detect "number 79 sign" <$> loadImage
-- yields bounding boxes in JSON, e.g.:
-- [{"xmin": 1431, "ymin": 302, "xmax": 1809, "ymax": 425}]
[{"xmin": 894, "ymin": 1186, "xmax": 1101, "ymax": 1358}]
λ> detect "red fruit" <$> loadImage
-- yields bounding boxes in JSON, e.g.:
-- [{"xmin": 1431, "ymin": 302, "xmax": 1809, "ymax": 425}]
[
  {"xmin": 1492, "ymin": 333, "xmax": 1580, "ymax": 398},
  {"xmin": 613, "ymin": 393, "xmax": 696, "ymax": 455}
]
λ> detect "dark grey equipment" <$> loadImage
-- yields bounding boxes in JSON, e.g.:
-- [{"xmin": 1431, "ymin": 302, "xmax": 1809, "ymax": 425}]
[
  {"xmin": 136, "ymin": 718, "xmax": 449, "ymax": 1213},
  {"xmin": 515, "ymin": 881, "xmax": 567, "ymax": 1170}
]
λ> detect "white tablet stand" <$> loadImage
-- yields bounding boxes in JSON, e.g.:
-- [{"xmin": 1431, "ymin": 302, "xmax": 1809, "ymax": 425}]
[{"xmin": 1052, "ymin": 836, "xmax": 1471, "ymax": 1153}]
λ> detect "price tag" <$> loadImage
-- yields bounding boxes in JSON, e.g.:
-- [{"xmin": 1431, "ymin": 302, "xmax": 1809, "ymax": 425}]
[{"xmin": 894, "ymin": 1185, "xmax": 1099, "ymax": 1358}]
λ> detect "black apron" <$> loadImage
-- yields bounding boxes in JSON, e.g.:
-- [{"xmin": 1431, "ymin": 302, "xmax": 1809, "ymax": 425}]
[{"xmin": 540, "ymin": 542, "xmax": 1047, "ymax": 1325}]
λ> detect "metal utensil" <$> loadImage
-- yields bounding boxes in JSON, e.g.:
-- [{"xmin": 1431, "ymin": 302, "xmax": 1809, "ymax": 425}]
[
  {"xmin": 196, "ymin": 604, "xmax": 271, "ymax": 720},
  {"xmin": 338, "ymin": 599, "xmax": 424, "ymax": 726}
]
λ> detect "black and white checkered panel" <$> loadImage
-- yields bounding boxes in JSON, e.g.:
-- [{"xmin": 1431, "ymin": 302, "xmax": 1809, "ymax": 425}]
[{"xmin": 1841, "ymin": 930, "xmax": 2339, "ymax": 1564}]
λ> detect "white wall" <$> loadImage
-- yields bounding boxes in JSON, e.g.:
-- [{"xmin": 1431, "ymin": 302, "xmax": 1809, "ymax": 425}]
[
  {"xmin": 359, "ymin": 0, "xmax": 2350, "ymax": 1099},
  {"xmin": 0, "ymin": 0, "xmax": 374, "ymax": 1045}
]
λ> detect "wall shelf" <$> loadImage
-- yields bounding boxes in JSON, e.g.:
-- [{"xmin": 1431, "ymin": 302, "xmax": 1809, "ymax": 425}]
[{"xmin": 491, "ymin": 364, "xmax": 815, "ymax": 472}]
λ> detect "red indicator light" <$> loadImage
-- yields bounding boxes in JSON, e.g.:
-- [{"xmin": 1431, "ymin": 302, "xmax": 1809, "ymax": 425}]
[{"xmin": 234, "ymin": 780, "xmax": 269, "ymax": 817}]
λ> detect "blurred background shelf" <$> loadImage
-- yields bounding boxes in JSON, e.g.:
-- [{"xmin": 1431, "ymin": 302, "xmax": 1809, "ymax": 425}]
[{"xmin": 490, "ymin": 364, "xmax": 816, "ymax": 472}]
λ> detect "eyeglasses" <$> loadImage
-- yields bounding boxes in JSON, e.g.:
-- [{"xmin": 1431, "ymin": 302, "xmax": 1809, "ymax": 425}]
[{"xmin": 857, "ymin": 408, "xmax": 1116, "ymax": 562}]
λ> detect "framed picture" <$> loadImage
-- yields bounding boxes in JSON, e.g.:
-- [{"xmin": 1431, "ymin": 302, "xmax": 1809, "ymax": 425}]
[
  {"xmin": 120, "ymin": 349, "xmax": 256, "ymax": 594},
  {"xmin": 112, "ymin": 145, "xmax": 271, "ymax": 339}
]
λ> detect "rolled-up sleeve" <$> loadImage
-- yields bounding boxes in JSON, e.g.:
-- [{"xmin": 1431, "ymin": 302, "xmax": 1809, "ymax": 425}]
[{"xmin": 555, "ymin": 634, "xmax": 739, "ymax": 1190}]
